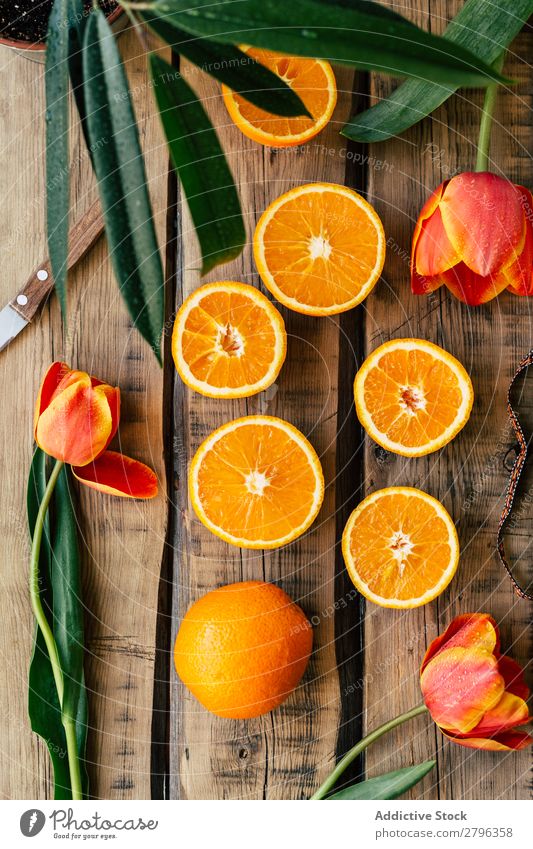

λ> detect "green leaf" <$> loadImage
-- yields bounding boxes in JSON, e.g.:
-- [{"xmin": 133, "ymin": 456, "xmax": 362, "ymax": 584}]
[
  {"xmin": 149, "ymin": 53, "xmax": 245, "ymax": 274},
  {"xmin": 343, "ymin": 0, "xmax": 533, "ymax": 143},
  {"xmin": 83, "ymin": 9, "xmax": 165, "ymax": 362},
  {"xmin": 326, "ymin": 761, "xmax": 436, "ymax": 800},
  {"xmin": 142, "ymin": 14, "xmax": 311, "ymax": 117},
  {"xmin": 67, "ymin": 0, "xmax": 93, "ymax": 155},
  {"xmin": 45, "ymin": 0, "xmax": 71, "ymax": 317},
  {"xmin": 27, "ymin": 450, "xmax": 89, "ymax": 800},
  {"xmin": 51, "ymin": 467, "xmax": 87, "ymax": 758},
  {"xmin": 148, "ymin": 0, "xmax": 509, "ymax": 87}
]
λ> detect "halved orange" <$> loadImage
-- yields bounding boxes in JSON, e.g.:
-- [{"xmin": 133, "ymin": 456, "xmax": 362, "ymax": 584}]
[
  {"xmin": 354, "ymin": 338, "xmax": 474, "ymax": 457},
  {"xmin": 222, "ymin": 48, "xmax": 337, "ymax": 147},
  {"xmin": 189, "ymin": 415, "xmax": 324, "ymax": 549},
  {"xmin": 172, "ymin": 281, "xmax": 286, "ymax": 398},
  {"xmin": 254, "ymin": 183, "xmax": 386, "ymax": 315},
  {"xmin": 342, "ymin": 487, "xmax": 459, "ymax": 609}
]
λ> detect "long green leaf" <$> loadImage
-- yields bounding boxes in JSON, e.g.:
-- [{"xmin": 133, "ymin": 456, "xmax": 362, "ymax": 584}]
[
  {"xmin": 142, "ymin": 14, "xmax": 310, "ymax": 117},
  {"xmin": 147, "ymin": 0, "xmax": 508, "ymax": 87},
  {"xmin": 27, "ymin": 450, "xmax": 89, "ymax": 799},
  {"xmin": 45, "ymin": 0, "xmax": 71, "ymax": 317},
  {"xmin": 326, "ymin": 761, "xmax": 436, "ymax": 800},
  {"xmin": 344, "ymin": 0, "xmax": 533, "ymax": 142},
  {"xmin": 149, "ymin": 53, "xmax": 245, "ymax": 273},
  {"xmin": 51, "ymin": 466, "xmax": 87, "ymax": 768},
  {"xmin": 83, "ymin": 9, "xmax": 165, "ymax": 362},
  {"xmin": 67, "ymin": 0, "xmax": 93, "ymax": 155}
]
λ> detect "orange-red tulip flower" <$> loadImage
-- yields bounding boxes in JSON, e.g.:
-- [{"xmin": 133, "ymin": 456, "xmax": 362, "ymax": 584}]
[
  {"xmin": 34, "ymin": 362, "xmax": 157, "ymax": 499},
  {"xmin": 412, "ymin": 172, "xmax": 533, "ymax": 305},
  {"xmin": 420, "ymin": 613, "xmax": 532, "ymax": 751}
]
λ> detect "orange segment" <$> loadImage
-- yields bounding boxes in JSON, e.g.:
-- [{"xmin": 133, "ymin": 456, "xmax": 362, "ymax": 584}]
[
  {"xmin": 354, "ymin": 338, "xmax": 474, "ymax": 457},
  {"xmin": 254, "ymin": 183, "xmax": 385, "ymax": 315},
  {"xmin": 189, "ymin": 416, "xmax": 324, "ymax": 548},
  {"xmin": 172, "ymin": 281, "xmax": 286, "ymax": 398},
  {"xmin": 342, "ymin": 487, "xmax": 459, "ymax": 609},
  {"xmin": 222, "ymin": 48, "xmax": 337, "ymax": 147}
]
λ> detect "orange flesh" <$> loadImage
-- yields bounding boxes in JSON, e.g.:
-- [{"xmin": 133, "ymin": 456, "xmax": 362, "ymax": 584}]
[
  {"xmin": 196, "ymin": 423, "xmax": 319, "ymax": 543},
  {"xmin": 363, "ymin": 349, "xmax": 464, "ymax": 448},
  {"xmin": 262, "ymin": 190, "xmax": 382, "ymax": 307},
  {"xmin": 181, "ymin": 289, "xmax": 278, "ymax": 388},
  {"xmin": 347, "ymin": 493, "xmax": 454, "ymax": 601},
  {"xmin": 226, "ymin": 50, "xmax": 334, "ymax": 141}
]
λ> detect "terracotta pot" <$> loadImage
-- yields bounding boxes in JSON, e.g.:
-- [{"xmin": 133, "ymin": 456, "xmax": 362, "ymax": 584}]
[{"xmin": 0, "ymin": 6, "xmax": 125, "ymax": 62}]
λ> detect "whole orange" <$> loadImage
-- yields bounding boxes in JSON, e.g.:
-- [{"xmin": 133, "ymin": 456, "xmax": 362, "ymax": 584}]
[{"xmin": 174, "ymin": 581, "xmax": 313, "ymax": 719}]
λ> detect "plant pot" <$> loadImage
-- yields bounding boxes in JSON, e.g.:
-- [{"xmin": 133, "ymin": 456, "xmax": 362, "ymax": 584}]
[{"xmin": 0, "ymin": 4, "xmax": 125, "ymax": 62}]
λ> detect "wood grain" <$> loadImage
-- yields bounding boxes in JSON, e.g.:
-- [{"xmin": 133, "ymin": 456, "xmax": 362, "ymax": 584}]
[
  {"xmin": 0, "ymin": 27, "xmax": 168, "ymax": 799},
  {"xmin": 363, "ymin": 1, "xmax": 533, "ymax": 800},
  {"xmin": 169, "ymin": 60, "xmax": 356, "ymax": 799},
  {"xmin": 0, "ymin": 43, "xmax": 56, "ymax": 802}
]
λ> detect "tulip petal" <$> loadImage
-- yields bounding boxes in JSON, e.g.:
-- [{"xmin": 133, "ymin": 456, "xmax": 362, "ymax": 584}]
[
  {"xmin": 498, "ymin": 655, "xmax": 530, "ymax": 701},
  {"xmin": 505, "ymin": 191, "xmax": 533, "ymax": 295},
  {"xmin": 414, "ymin": 207, "xmax": 461, "ymax": 277},
  {"xmin": 464, "ymin": 691, "xmax": 531, "ymax": 737},
  {"xmin": 442, "ymin": 729, "xmax": 533, "ymax": 751},
  {"xmin": 422, "ymin": 613, "xmax": 499, "ymax": 672},
  {"xmin": 34, "ymin": 361, "xmax": 70, "ymax": 435},
  {"xmin": 98, "ymin": 386, "xmax": 120, "ymax": 449},
  {"xmin": 35, "ymin": 374, "xmax": 113, "ymax": 466},
  {"xmin": 439, "ymin": 262, "xmax": 509, "ymax": 305},
  {"xmin": 412, "ymin": 182, "xmax": 447, "ymax": 254},
  {"xmin": 440, "ymin": 173, "xmax": 525, "ymax": 277},
  {"xmin": 421, "ymin": 646, "xmax": 504, "ymax": 734},
  {"xmin": 411, "ymin": 269, "xmax": 443, "ymax": 296},
  {"xmin": 72, "ymin": 450, "xmax": 158, "ymax": 499}
]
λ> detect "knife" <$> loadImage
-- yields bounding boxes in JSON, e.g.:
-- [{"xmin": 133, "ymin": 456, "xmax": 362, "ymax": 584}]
[{"xmin": 0, "ymin": 199, "xmax": 105, "ymax": 352}]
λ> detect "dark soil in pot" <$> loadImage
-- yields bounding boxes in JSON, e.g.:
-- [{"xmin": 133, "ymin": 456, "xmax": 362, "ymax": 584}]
[{"xmin": 0, "ymin": 1, "xmax": 117, "ymax": 44}]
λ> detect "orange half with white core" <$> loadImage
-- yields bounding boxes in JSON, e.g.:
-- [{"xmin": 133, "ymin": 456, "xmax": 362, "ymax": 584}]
[
  {"xmin": 254, "ymin": 182, "xmax": 386, "ymax": 315},
  {"xmin": 189, "ymin": 415, "xmax": 324, "ymax": 549},
  {"xmin": 354, "ymin": 338, "xmax": 474, "ymax": 457},
  {"xmin": 172, "ymin": 281, "xmax": 286, "ymax": 398},
  {"xmin": 222, "ymin": 48, "xmax": 337, "ymax": 148},
  {"xmin": 342, "ymin": 487, "xmax": 459, "ymax": 609}
]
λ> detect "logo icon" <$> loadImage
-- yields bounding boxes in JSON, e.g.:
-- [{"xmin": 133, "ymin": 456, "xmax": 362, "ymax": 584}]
[{"xmin": 20, "ymin": 810, "xmax": 46, "ymax": 837}]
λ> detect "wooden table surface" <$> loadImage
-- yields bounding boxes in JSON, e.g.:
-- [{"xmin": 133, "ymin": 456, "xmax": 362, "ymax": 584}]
[{"xmin": 1, "ymin": 2, "xmax": 532, "ymax": 801}]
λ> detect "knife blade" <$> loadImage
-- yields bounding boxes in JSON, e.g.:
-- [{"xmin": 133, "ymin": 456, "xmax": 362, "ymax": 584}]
[
  {"xmin": 0, "ymin": 199, "xmax": 105, "ymax": 352},
  {"xmin": 0, "ymin": 303, "xmax": 29, "ymax": 352}
]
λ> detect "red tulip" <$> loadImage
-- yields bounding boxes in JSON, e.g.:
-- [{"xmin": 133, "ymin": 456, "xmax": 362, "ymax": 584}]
[
  {"xmin": 420, "ymin": 613, "xmax": 532, "ymax": 750},
  {"xmin": 34, "ymin": 362, "xmax": 157, "ymax": 499},
  {"xmin": 412, "ymin": 172, "xmax": 533, "ymax": 305}
]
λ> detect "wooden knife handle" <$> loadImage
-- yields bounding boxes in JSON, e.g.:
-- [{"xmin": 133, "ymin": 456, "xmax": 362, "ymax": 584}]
[{"xmin": 9, "ymin": 199, "xmax": 105, "ymax": 322}]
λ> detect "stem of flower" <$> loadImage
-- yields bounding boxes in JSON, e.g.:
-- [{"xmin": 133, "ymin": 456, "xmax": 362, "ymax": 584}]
[
  {"xmin": 29, "ymin": 458, "xmax": 82, "ymax": 801},
  {"xmin": 63, "ymin": 719, "xmax": 83, "ymax": 801},
  {"xmin": 310, "ymin": 703, "xmax": 429, "ymax": 800},
  {"xmin": 475, "ymin": 53, "xmax": 505, "ymax": 173}
]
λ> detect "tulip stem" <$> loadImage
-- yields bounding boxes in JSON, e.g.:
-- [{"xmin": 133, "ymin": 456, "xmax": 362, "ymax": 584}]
[
  {"xmin": 475, "ymin": 52, "xmax": 505, "ymax": 173},
  {"xmin": 310, "ymin": 703, "xmax": 429, "ymax": 800},
  {"xmin": 30, "ymin": 458, "xmax": 82, "ymax": 801}
]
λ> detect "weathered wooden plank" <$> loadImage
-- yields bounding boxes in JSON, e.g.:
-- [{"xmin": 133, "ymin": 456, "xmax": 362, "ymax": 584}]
[
  {"xmin": 0, "ymin": 46, "xmax": 57, "ymax": 801},
  {"xmin": 0, "ymin": 27, "xmax": 168, "ymax": 799},
  {"xmin": 170, "ymin": 60, "xmax": 356, "ymax": 799},
  {"xmin": 364, "ymin": 2, "xmax": 532, "ymax": 800}
]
